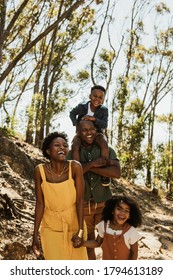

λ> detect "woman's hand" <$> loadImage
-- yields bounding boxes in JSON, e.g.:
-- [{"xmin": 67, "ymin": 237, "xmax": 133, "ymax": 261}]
[
  {"xmin": 71, "ymin": 233, "xmax": 84, "ymax": 248},
  {"xmin": 32, "ymin": 237, "xmax": 41, "ymax": 257}
]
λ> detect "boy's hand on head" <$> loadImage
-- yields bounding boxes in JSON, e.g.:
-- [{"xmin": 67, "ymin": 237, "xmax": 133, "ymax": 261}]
[
  {"xmin": 81, "ymin": 115, "xmax": 96, "ymax": 122},
  {"xmin": 81, "ymin": 114, "xmax": 89, "ymax": 120}
]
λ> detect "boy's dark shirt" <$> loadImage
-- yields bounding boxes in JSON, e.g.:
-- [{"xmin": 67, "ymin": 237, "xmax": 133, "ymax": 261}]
[{"xmin": 69, "ymin": 101, "xmax": 108, "ymax": 132}]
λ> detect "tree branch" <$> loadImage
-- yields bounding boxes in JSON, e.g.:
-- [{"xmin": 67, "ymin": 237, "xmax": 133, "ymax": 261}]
[{"xmin": 0, "ymin": 0, "xmax": 84, "ymax": 85}]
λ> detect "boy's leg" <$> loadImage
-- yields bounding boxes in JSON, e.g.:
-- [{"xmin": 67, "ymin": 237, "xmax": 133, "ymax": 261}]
[
  {"xmin": 95, "ymin": 133, "xmax": 109, "ymax": 159},
  {"xmin": 71, "ymin": 135, "xmax": 81, "ymax": 161},
  {"xmin": 95, "ymin": 133, "xmax": 110, "ymax": 187}
]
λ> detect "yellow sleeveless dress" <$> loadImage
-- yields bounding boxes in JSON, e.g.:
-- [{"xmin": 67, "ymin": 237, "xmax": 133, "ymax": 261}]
[{"xmin": 38, "ymin": 161, "xmax": 88, "ymax": 260}]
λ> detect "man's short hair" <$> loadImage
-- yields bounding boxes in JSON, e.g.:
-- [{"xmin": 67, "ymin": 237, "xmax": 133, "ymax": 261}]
[{"xmin": 76, "ymin": 119, "xmax": 96, "ymax": 130}]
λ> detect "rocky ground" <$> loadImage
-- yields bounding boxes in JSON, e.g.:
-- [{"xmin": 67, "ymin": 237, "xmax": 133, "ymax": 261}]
[{"xmin": 0, "ymin": 134, "xmax": 173, "ymax": 260}]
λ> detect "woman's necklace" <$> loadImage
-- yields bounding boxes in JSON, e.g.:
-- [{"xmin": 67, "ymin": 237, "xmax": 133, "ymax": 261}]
[{"xmin": 49, "ymin": 162, "xmax": 66, "ymax": 181}]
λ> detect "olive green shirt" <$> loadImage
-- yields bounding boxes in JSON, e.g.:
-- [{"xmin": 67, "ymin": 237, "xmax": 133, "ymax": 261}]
[{"xmin": 68, "ymin": 143, "xmax": 118, "ymax": 203}]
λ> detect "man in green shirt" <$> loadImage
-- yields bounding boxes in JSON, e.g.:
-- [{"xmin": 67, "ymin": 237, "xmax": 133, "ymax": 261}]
[{"xmin": 69, "ymin": 120, "xmax": 121, "ymax": 259}]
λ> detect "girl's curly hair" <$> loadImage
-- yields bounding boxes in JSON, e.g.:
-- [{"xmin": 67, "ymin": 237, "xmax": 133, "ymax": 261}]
[
  {"xmin": 101, "ymin": 195, "xmax": 142, "ymax": 228},
  {"xmin": 42, "ymin": 131, "xmax": 68, "ymax": 160}
]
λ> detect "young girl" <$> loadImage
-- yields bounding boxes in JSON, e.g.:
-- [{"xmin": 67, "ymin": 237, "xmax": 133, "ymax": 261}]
[{"xmin": 82, "ymin": 195, "xmax": 142, "ymax": 260}]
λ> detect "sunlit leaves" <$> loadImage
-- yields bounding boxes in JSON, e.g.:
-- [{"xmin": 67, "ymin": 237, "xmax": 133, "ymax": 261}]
[
  {"xmin": 76, "ymin": 69, "xmax": 90, "ymax": 81},
  {"xmin": 1, "ymin": 0, "xmax": 97, "ymax": 144},
  {"xmin": 99, "ymin": 48, "xmax": 116, "ymax": 63},
  {"xmin": 156, "ymin": 113, "xmax": 173, "ymax": 124},
  {"xmin": 155, "ymin": 2, "xmax": 170, "ymax": 14},
  {"xmin": 126, "ymin": 98, "xmax": 144, "ymax": 115},
  {"xmin": 154, "ymin": 143, "xmax": 172, "ymax": 188}
]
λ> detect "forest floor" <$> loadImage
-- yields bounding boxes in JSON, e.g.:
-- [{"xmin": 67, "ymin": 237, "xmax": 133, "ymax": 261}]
[{"xmin": 0, "ymin": 134, "xmax": 173, "ymax": 261}]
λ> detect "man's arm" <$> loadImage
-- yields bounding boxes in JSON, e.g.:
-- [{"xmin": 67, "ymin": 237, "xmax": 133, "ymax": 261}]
[
  {"xmin": 81, "ymin": 157, "xmax": 121, "ymax": 179},
  {"xmin": 90, "ymin": 159, "xmax": 121, "ymax": 179},
  {"xmin": 68, "ymin": 145, "xmax": 121, "ymax": 179},
  {"xmin": 81, "ymin": 157, "xmax": 108, "ymax": 174}
]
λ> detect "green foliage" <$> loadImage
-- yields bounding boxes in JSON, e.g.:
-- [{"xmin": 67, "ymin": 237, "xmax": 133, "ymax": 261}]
[
  {"xmin": 126, "ymin": 98, "xmax": 144, "ymax": 116},
  {"xmin": 99, "ymin": 48, "xmax": 116, "ymax": 63},
  {"xmin": 156, "ymin": 113, "xmax": 173, "ymax": 124},
  {"xmin": 155, "ymin": 2, "xmax": 170, "ymax": 14},
  {"xmin": 0, "ymin": 126, "xmax": 15, "ymax": 137},
  {"xmin": 120, "ymin": 150, "xmax": 146, "ymax": 180},
  {"xmin": 26, "ymin": 92, "xmax": 43, "ymax": 130},
  {"xmin": 118, "ymin": 116, "xmax": 146, "ymax": 181},
  {"xmin": 0, "ymin": 93, "xmax": 5, "ymax": 108},
  {"xmin": 0, "ymin": 0, "xmax": 97, "ymax": 144},
  {"xmin": 154, "ymin": 143, "xmax": 172, "ymax": 188},
  {"xmin": 76, "ymin": 70, "xmax": 90, "ymax": 81},
  {"xmin": 117, "ymin": 77, "xmax": 129, "ymax": 105}
]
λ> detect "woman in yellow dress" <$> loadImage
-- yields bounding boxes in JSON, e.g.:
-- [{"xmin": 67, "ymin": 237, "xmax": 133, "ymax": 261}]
[{"xmin": 32, "ymin": 132, "xmax": 88, "ymax": 260}]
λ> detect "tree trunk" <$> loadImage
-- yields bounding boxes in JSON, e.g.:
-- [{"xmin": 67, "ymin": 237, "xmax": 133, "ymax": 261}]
[{"xmin": 0, "ymin": 0, "xmax": 7, "ymax": 64}]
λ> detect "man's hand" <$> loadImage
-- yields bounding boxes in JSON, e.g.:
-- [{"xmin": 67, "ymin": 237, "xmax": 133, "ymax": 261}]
[{"xmin": 92, "ymin": 157, "xmax": 109, "ymax": 168}]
